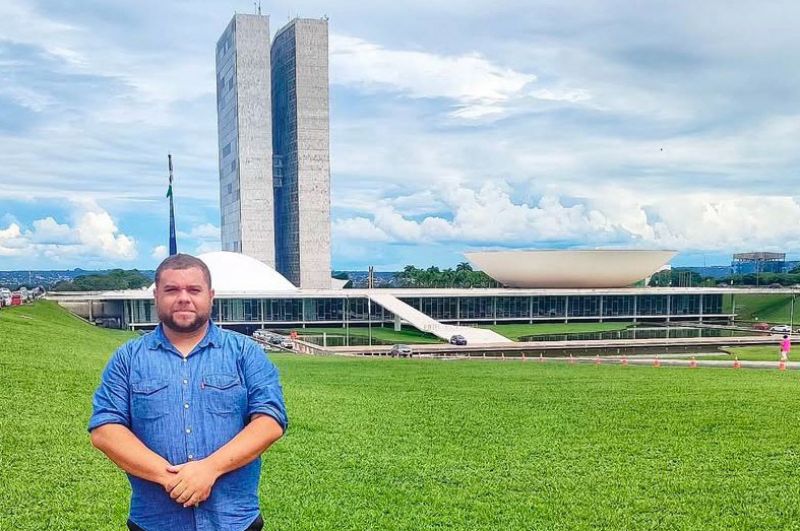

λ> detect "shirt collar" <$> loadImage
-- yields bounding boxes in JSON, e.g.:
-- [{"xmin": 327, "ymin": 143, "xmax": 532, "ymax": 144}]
[{"xmin": 146, "ymin": 320, "xmax": 222, "ymax": 352}]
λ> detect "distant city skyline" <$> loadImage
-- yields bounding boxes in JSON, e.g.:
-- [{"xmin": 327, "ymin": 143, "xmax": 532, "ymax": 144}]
[{"xmin": 1, "ymin": 1, "xmax": 800, "ymax": 271}]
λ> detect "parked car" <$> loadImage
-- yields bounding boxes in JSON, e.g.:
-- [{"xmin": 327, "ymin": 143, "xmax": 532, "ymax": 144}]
[
  {"xmin": 269, "ymin": 335, "xmax": 284, "ymax": 345},
  {"xmin": 389, "ymin": 344, "xmax": 413, "ymax": 358},
  {"xmin": 449, "ymin": 334, "xmax": 467, "ymax": 346},
  {"xmin": 752, "ymin": 322, "xmax": 770, "ymax": 331},
  {"xmin": 280, "ymin": 339, "xmax": 294, "ymax": 349},
  {"xmin": 770, "ymin": 325, "xmax": 792, "ymax": 333},
  {"xmin": 253, "ymin": 329, "xmax": 271, "ymax": 340}
]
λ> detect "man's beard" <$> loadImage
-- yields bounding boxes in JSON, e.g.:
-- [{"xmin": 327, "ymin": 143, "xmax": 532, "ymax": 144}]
[{"xmin": 158, "ymin": 307, "xmax": 211, "ymax": 334}]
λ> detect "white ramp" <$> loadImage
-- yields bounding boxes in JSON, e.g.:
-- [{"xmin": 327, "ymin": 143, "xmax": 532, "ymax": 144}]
[{"xmin": 367, "ymin": 292, "xmax": 511, "ymax": 345}]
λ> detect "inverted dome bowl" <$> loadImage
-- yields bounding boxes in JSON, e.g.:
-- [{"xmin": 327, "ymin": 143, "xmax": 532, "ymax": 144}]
[{"xmin": 464, "ymin": 250, "xmax": 677, "ymax": 288}]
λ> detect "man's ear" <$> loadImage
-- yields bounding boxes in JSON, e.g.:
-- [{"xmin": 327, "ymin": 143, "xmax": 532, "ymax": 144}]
[{"xmin": 210, "ymin": 288, "xmax": 215, "ymax": 300}]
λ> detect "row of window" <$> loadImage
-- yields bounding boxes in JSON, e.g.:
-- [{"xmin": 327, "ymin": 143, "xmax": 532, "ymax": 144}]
[{"xmin": 125, "ymin": 295, "xmax": 725, "ymax": 325}]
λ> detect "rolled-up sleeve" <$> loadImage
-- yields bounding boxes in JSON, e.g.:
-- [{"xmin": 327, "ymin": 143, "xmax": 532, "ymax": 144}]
[
  {"xmin": 88, "ymin": 347, "xmax": 131, "ymax": 432},
  {"xmin": 242, "ymin": 343, "xmax": 288, "ymax": 433}
]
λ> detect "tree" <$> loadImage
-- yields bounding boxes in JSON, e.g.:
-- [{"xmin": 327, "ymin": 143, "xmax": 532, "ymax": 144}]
[{"xmin": 52, "ymin": 269, "xmax": 152, "ymax": 291}]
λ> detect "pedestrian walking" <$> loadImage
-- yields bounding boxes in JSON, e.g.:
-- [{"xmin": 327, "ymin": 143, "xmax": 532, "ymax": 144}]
[{"xmin": 780, "ymin": 334, "xmax": 791, "ymax": 362}]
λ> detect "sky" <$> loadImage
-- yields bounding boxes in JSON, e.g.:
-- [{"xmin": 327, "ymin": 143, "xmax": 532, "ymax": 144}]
[{"xmin": 1, "ymin": 0, "xmax": 799, "ymax": 271}]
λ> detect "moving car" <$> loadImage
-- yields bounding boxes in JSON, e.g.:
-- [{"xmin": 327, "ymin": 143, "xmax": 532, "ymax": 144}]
[
  {"xmin": 770, "ymin": 325, "xmax": 792, "ymax": 333},
  {"xmin": 449, "ymin": 334, "xmax": 467, "ymax": 346},
  {"xmin": 279, "ymin": 339, "xmax": 294, "ymax": 349},
  {"xmin": 752, "ymin": 322, "xmax": 770, "ymax": 331},
  {"xmin": 389, "ymin": 344, "xmax": 413, "ymax": 358},
  {"xmin": 269, "ymin": 335, "xmax": 284, "ymax": 345}
]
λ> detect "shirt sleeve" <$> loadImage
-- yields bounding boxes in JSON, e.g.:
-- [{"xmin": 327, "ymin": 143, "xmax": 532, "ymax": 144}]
[
  {"xmin": 88, "ymin": 346, "xmax": 131, "ymax": 432},
  {"xmin": 242, "ymin": 341, "xmax": 288, "ymax": 433}
]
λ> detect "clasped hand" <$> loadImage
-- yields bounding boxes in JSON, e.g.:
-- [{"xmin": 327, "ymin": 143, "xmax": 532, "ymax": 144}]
[{"xmin": 163, "ymin": 460, "xmax": 220, "ymax": 508}]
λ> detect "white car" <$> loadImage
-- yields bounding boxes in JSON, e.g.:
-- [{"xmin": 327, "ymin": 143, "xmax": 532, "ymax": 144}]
[{"xmin": 770, "ymin": 325, "xmax": 792, "ymax": 333}]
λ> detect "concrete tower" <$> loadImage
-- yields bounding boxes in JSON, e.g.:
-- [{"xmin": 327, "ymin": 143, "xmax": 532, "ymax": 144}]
[
  {"xmin": 271, "ymin": 18, "xmax": 331, "ymax": 288},
  {"xmin": 215, "ymin": 14, "xmax": 275, "ymax": 266}
]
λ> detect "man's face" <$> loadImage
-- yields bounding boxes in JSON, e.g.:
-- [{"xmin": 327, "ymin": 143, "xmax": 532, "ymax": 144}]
[{"xmin": 155, "ymin": 267, "xmax": 215, "ymax": 334}]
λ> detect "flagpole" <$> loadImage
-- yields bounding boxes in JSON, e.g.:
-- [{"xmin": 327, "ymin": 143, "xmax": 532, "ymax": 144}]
[{"xmin": 167, "ymin": 154, "xmax": 177, "ymax": 255}]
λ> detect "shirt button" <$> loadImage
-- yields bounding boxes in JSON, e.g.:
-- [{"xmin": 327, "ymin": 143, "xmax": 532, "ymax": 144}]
[
  {"xmin": 186, "ymin": 428, "xmax": 191, "ymax": 434},
  {"xmin": 183, "ymin": 379, "xmax": 188, "ymax": 385},
  {"xmin": 184, "ymin": 403, "xmax": 189, "ymax": 409},
  {"xmin": 188, "ymin": 454, "xmax": 194, "ymax": 460}
]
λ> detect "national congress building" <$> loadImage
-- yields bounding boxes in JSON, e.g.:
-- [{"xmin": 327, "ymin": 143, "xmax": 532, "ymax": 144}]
[{"xmin": 215, "ymin": 13, "xmax": 331, "ymax": 289}]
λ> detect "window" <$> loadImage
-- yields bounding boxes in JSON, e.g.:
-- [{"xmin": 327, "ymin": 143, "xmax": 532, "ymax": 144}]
[{"xmin": 222, "ymin": 143, "xmax": 231, "ymax": 157}]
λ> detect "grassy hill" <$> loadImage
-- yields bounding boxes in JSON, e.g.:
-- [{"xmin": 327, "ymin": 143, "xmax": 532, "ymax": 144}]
[
  {"xmin": 727, "ymin": 293, "xmax": 796, "ymax": 324},
  {"xmin": 4, "ymin": 302, "xmax": 800, "ymax": 529}
]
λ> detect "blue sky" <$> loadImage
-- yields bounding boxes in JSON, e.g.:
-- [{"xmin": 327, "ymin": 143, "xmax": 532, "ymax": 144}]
[{"xmin": 1, "ymin": 0, "xmax": 800, "ymax": 271}]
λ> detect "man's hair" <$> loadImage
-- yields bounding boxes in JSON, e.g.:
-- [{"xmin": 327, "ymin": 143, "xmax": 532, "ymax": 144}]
[{"xmin": 155, "ymin": 254, "xmax": 212, "ymax": 289}]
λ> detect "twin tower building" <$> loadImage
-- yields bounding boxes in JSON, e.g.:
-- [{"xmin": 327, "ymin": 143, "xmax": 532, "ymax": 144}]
[{"xmin": 215, "ymin": 14, "xmax": 331, "ymax": 289}]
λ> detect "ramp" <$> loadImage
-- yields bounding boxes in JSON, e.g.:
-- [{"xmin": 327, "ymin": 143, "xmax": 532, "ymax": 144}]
[{"xmin": 367, "ymin": 292, "xmax": 511, "ymax": 345}]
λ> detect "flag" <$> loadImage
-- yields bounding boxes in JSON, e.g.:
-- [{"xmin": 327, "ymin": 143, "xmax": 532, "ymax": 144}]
[
  {"xmin": 166, "ymin": 154, "xmax": 174, "ymax": 198},
  {"xmin": 167, "ymin": 154, "xmax": 177, "ymax": 255}
]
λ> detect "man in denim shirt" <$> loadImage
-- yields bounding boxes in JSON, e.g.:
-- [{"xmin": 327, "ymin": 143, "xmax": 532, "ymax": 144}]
[{"xmin": 89, "ymin": 254, "xmax": 287, "ymax": 531}]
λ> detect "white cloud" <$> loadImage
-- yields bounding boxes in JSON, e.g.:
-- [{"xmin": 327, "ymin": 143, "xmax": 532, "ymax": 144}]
[
  {"xmin": 0, "ymin": 202, "xmax": 136, "ymax": 263},
  {"xmin": 333, "ymin": 181, "xmax": 800, "ymax": 252},
  {"xmin": 177, "ymin": 223, "xmax": 220, "ymax": 256},
  {"xmin": 151, "ymin": 245, "xmax": 168, "ymax": 260},
  {"xmin": 530, "ymin": 88, "xmax": 591, "ymax": 103},
  {"xmin": 187, "ymin": 223, "xmax": 220, "ymax": 240},
  {"xmin": 194, "ymin": 240, "xmax": 220, "ymax": 255},
  {"xmin": 331, "ymin": 34, "xmax": 536, "ymax": 118},
  {"xmin": 333, "ymin": 217, "xmax": 390, "ymax": 243}
]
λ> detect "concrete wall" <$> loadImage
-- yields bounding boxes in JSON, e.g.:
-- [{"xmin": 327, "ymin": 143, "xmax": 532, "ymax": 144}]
[
  {"xmin": 272, "ymin": 19, "xmax": 331, "ymax": 289},
  {"xmin": 216, "ymin": 14, "xmax": 275, "ymax": 267}
]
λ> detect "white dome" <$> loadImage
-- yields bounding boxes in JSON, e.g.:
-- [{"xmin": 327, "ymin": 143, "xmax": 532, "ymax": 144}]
[{"xmin": 150, "ymin": 251, "xmax": 298, "ymax": 293}]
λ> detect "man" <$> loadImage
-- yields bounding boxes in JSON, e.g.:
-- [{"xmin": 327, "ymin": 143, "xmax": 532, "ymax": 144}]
[{"xmin": 89, "ymin": 254, "xmax": 287, "ymax": 531}]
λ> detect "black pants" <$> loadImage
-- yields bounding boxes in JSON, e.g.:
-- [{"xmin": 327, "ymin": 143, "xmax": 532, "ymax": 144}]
[{"xmin": 127, "ymin": 514, "xmax": 264, "ymax": 531}]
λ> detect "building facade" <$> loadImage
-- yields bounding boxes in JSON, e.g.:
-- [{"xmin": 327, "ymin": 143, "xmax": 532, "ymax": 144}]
[
  {"xmin": 215, "ymin": 14, "xmax": 276, "ymax": 267},
  {"xmin": 215, "ymin": 14, "xmax": 331, "ymax": 287},
  {"xmin": 57, "ymin": 288, "xmax": 730, "ymax": 332},
  {"xmin": 271, "ymin": 18, "xmax": 332, "ymax": 289}
]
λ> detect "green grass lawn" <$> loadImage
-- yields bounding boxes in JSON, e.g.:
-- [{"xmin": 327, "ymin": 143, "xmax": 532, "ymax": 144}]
[
  {"xmin": 483, "ymin": 322, "xmax": 634, "ymax": 340},
  {"xmin": 705, "ymin": 345, "xmax": 791, "ymax": 362},
  {"xmin": 295, "ymin": 322, "xmax": 633, "ymax": 343},
  {"xmin": 728, "ymin": 293, "xmax": 795, "ymax": 324},
  {"xmin": 292, "ymin": 325, "xmax": 442, "ymax": 343},
  {"xmin": 5, "ymin": 302, "xmax": 800, "ymax": 529}
]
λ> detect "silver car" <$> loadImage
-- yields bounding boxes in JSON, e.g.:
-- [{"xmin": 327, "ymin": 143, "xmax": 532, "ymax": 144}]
[{"xmin": 389, "ymin": 344, "xmax": 413, "ymax": 358}]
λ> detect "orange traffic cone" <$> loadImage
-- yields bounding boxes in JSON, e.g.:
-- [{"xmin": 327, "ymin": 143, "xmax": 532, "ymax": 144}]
[
  {"xmin": 621, "ymin": 355, "xmax": 628, "ymax": 367},
  {"xmin": 779, "ymin": 359, "xmax": 786, "ymax": 371},
  {"xmin": 539, "ymin": 353, "xmax": 544, "ymax": 363},
  {"xmin": 522, "ymin": 353, "xmax": 526, "ymax": 362},
  {"xmin": 569, "ymin": 353, "xmax": 576, "ymax": 364},
  {"xmin": 594, "ymin": 354, "xmax": 601, "ymax": 365},
  {"xmin": 501, "ymin": 352, "xmax": 506, "ymax": 361},
  {"xmin": 689, "ymin": 356, "xmax": 697, "ymax": 369},
  {"xmin": 653, "ymin": 357, "xmax": 661, "ymax": 368},
  {"xmin": 733, "ymin": 356, "xmax": 741, "ymax": 369}
]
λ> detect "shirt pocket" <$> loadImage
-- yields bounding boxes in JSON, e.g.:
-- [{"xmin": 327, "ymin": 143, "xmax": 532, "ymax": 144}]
[
  {"xmin": 131, "ymin": 380, "xmax": 169, "ymax": 420},
  {"xmin": 202, "ymin": 373, "xmax": 245, "ymax": 415}
]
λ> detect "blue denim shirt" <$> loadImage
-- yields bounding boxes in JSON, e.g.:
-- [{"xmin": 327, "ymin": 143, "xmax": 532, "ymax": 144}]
[{"xmin": 88, "ymin": 322, "xmax": 287, "ymax": 531}]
